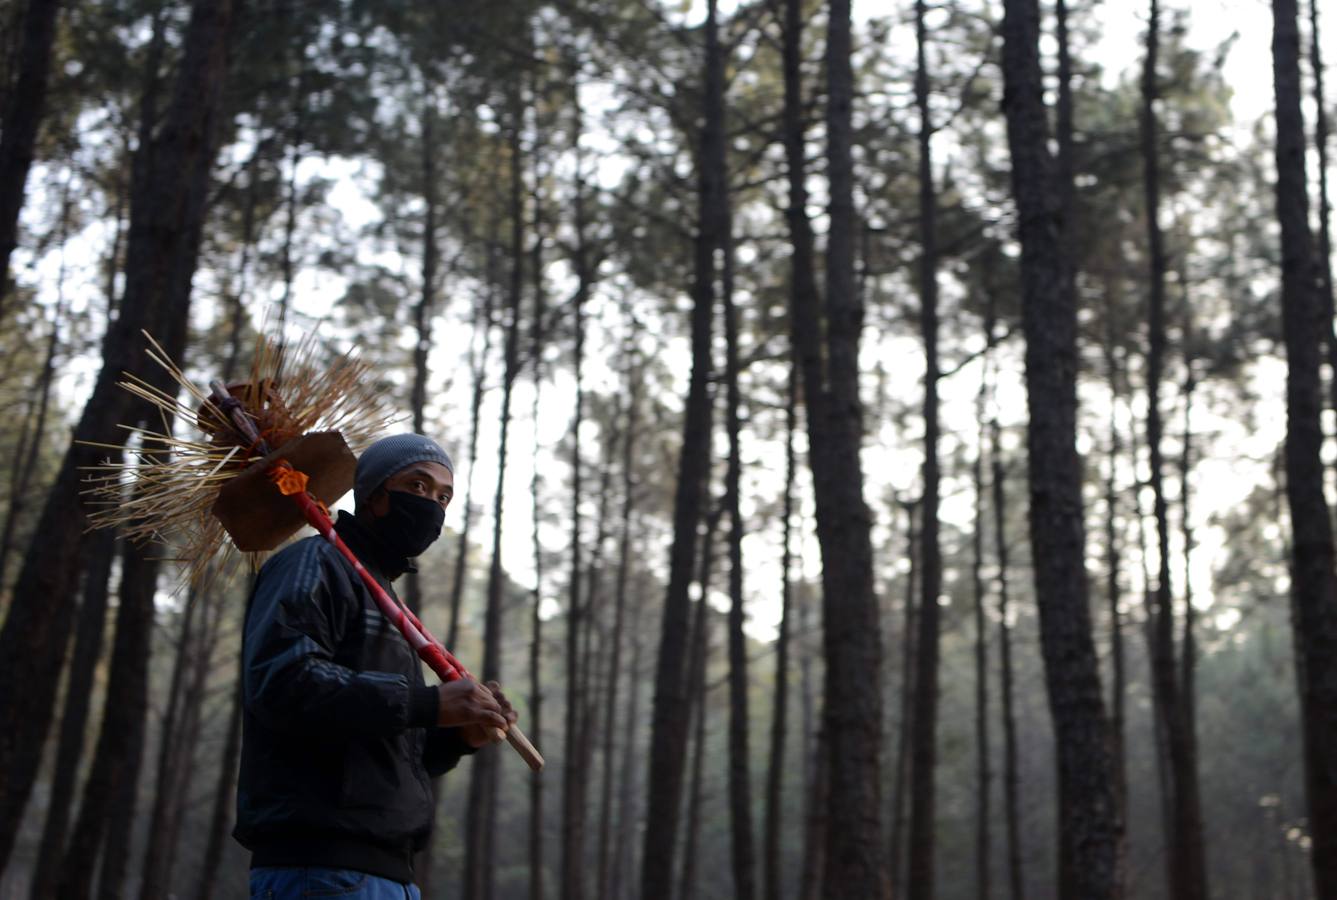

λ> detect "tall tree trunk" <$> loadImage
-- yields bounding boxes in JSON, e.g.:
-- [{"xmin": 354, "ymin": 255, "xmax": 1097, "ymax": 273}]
[
  {"xmin": 1140, "ymin": 6, "xmax": 1209, "ymax": 896},
  {"xmin": 597, "ymin": 341, "xmax": 641, "ymax": 900},
  {"xmin": 798, "ymin": 723, "xmax": 829, "ymax": 900},
  {"xmin": 678, "ymin": 511, "xmax": 721, "ymax": 900},
  {"xmin": 762, "ymin": 366, "xmax": 798, "ymax": 900},
  {"xmin": 998, "ymin": 0, "xmax": 1120, "ymax": 893},
  {"xmin": 0, "ymin": 0, "xmax": 62, "ymax": 312},
  {"xmin": 157, "ymin": 590, "xmax": 221, "ymax": 893},
  {"xmin": 196, "ymin": 638, "xmax": 245, "ymax": 900},
  {"xmin": 1102, "ymin": 282, "xmax": 1128, "ymax": 895},
  {"xmin": 575, "ymin": 411, "xmax": 616, "ymax": 880},
  {"xmin": 722, "ymin": 167, "xmax": 755, "ymax": 900},
  {"xmin": 29, "ymin": 527, "xmax": 117, "ymax": 900},
  {"xmin": 1271, "ymin": 1, "xmax": 1337, "ymax": 891},
  {"xmin": 991, "ymin": 419, "xmax": 1025, "ymax": 900},
  {"xmin": 274, "ymin": 57, "xmax": 306, "ymax": 336},
  {"xmin": 609, "ymin": 596, "xmax": 646, "ymax": 900},
  {"xmin": 908, "ymin": 2, "xmax": 942, "ymax": 893},
  {"xmin": 563, "ymin": 68, "xmax": 595, "ymax": 900},
  {"xmin": 1179, "ymin": 357, "xmax": 1198, "ymax": 805},
  {"xmin": 1131, "ymin": 426, "xmax": 1176, "ymax": 853},
  {"xmin": 1309, "ymin": 0, "xmax": 1337, "ymax": 429},
  {"xmin": 446, "ymin": 259, "xmax": 497, "ymax": 651},
  {"xmin": 405, "ymin": 89, "xmax": 439, "ymax": 615},
  {"xmin": 1055, "ymin": 0, "xmax": 1075, "ymax": 238},
  {"xmin": 0, "ymin": 206, "xmax": 65, "ymax": 591},
  {"xmin": 100, "ymin": 138, "xmax": 129, "ymax": 326},
  {"xmin": 528, "ymin": 126, "xmax": 548, "ymax": 900},
  {"xmin": 0, "ymin": 0, "xmax": 239, "ymax": 871},
  {"xmin": 889, "ymin": 499, "xmax": 919, "ymax": 898},
  {"xmin": 676, "ymin": 626, "xmax": 710, "ymax": 900},
  {"xmin": 139, "ymin": 583, "xmax": 207, "ymax": 900},
  {"xmin": 463, "ymin": 87, "xmax": 525, "ymax": 900},
  {"xmin": 57, "ymin": 541, "xmax": 161, "ymax": 900},
  {"xmin": 222, "ymin": 140, "xmax": 261, "ymax": 382},
  {"xmin": 195, "ymin": 211, "xmax": 258, "ymax": 900},
  {"xmin": 780, "ymin": 1, "xmax": 885, "ymax": 894},
  {"xmin": 972, "ymin": 313, "xmax": 992, "ymax": 900},
  {"xmin": 639, "ymin": 2, "xmax": 724, "ymax": 895}
]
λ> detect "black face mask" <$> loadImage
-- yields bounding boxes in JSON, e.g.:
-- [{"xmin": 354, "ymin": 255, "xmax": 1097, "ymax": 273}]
[{"xmin": 371, "ymin": 490, "xmax": 445, "ymax": 560}]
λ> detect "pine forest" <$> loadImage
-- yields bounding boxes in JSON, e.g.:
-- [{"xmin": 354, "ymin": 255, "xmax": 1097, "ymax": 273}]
[{"xmin": 0, "ymin": 0, "xmax": 1335, "ymax": 898}]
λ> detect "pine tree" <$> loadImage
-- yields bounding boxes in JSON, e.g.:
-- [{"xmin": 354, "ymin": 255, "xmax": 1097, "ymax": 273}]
[
  {"xmin": 1270, "ymin": 0, "xmax": 1337, "ymax": 892},
  {"xmin": 998, "ymin": 0, "xmax": 1120, "ymax": 893}
]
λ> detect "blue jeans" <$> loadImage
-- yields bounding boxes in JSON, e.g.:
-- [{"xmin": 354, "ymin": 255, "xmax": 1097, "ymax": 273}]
[{"xmin": 249, "ymin": 866, "xmax": 422, "ymax": 899}]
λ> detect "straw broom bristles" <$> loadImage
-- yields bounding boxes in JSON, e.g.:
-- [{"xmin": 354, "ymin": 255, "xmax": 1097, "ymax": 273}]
[{"xmin": 85, "ymin": 330, "xmax": 400, "ymax": 582}]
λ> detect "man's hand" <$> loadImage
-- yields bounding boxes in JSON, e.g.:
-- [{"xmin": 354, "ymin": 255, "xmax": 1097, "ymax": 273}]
[{"xmin": 437, "ymin": 679, "xmax": 517, "ymax": 747}]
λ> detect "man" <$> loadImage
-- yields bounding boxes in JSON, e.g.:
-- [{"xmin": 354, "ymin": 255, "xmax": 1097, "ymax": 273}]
[{"xmin": 235, "ymin": 433, "xmax": 516, "ymax": 899}]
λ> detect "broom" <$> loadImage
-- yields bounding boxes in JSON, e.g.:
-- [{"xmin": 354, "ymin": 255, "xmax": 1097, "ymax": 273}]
[{"xmin": 87, "ymin": 331, "xmax": 543, "ymax": 771}]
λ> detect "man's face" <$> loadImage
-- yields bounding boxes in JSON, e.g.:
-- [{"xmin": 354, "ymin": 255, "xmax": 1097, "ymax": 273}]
[{"xmin": 369, "ymin": 461, "xmax": 454, "ymax": 518}]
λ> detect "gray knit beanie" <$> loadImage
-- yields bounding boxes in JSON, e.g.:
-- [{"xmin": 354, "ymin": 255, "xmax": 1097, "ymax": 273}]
[{"xmin": 354, "ymin": 434, "xmax": 455, "ymax": 507}]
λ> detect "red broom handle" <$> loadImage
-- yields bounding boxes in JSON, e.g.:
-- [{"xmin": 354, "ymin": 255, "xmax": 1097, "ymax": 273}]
[
  {"xmin": 290, "ymin": 491, "xmax": 544, "ymax": 771},
  {"xmin": 211, "ymin": 384, "xmax": 543, "ymax": 771}
]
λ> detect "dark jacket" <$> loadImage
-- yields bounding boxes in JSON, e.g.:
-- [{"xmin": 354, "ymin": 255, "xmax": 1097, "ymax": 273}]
[{"xmin": 233, "ymin": 511, "xmax": 473, "ymax": 883}]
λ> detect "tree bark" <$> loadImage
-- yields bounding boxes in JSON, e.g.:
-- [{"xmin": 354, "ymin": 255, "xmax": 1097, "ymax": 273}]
[
  {"xmin": 780, "ymin": 1, "xmax": 886, "ymax": 895},
  {"xmin": 0, "ymin": 0, "xmax": 62, "ymax": 313},
  {"xmin": 195, "ymin": 613, "xmax": 247, "ymax": 900},
  {"xmin": 463, "ymin": 84, "xmax": 526, "ymax": 900},
  {"xmin": 722, "ymin": 145, "xmax": 755, "ymax": 900},
  {"xmin": 274, "ymin": 59, "xmax": 306, "ymax": 336},
  {"xmin": 889, "ymin": 499, "xmax": 919, "ymax": 898},
  {"xmin": 405, "ymin": 88, "xmax": 440, "ymax": 615},
  {"xmin": 608, "ymin": 596, "xmax": 646, "ymax": 900},
  {"xmin": 677, "ymin": 679, "xmax": 708, "ymax": 900},
  {"xmin": 222, "ymin": 141, "xmax": 262, "ymax": 383},
  {"xmin": 29, "ymin": 528, "xmax": 117, "ymax": 900},
  {"xmin": 1140, "ymin": 6, "xmax": 1209, "ymax": 895},
  {"xmin": 1309, "ymin": 0, "xmax": 1337, "ymax": 432},
  {"xmin": 446, "ymin": 258, "xmax": 496, "ymax": 651},
  {"xmin": 678, "ymin": 510, "xmax": 721, "ymax": 900},
  {"xmin": 528, "ymin": 123, "xmax": 548, "ymax": 900},
  {"xmin": 563, "ymin": 67, "xmax": 595, "ymax": 900},
  {"xmin": 138, "ymin": 583, "xmax": 207, "ymax": 900},
  {"xmin": 798, "ymin": 724, "xmax": 829, "ymax": 900},
  {"xmin": 0, "ymin": 0, "xmax": 240, "ymax": 870},
  {"xmin": 639, "ymin": 2, "xmax": 724, "ymax": 895},
  {"xmin": 676, "ymin": 593, "xmax": 713, "ymax": 900},
  {"xmin": 1271, "ymin": 0, "xmax": 1337, "ymax": 892},
  {"xmin": 196, "ymin": 221, "xmax": 259, "ymax": 900},
  {"xmin": 56, "ymin": 540, "xmax": 160, "ymax": 900},
  {"xmin": 972, "ymin": 314, "xmax": 992, "ymax": 900},
  {"xmin": 908, "ymin": 2, "xmax": 942, "ymax": 893},
  {"xmin": 998, "ymin": 0, "xmax": 1120, "ymax": 894},
  {"xmin": 1055, "ymin": 0, "xmax": 1075, "ymax": 239},
  {"xmin": 762, "ymin": 366, "xmax": 797, "ymax": 900},
  {"xmin": 0, "ymin": 203, "xmax": 65, "ymax": 592},
  {"xmin": 991, "ymin": 419, "xmax": 1025, "ymax": 900},
  {"xmin": 156, "ymin": 588, "xmax": 222, "ymax": 893},
  {"xmin": 1102, "ymin": 283, "xmax": 1128, "ymax": 896},
  {"xmin": 1179, "ymin": 353, "xmax": 1199, "ymax": 829},
  {"xmin": 597, "ymin": 340, "xmax": 641, "ymax": 900}
]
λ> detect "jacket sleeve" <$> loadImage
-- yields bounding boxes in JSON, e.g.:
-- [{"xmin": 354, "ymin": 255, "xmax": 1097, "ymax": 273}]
[
  {"xmin": 243, "ymin": 541, "xmax": 419, "ymax": 739},
  {"xmin": 423, "ymin": 726, "xmax": 479, "ymax": 777}
]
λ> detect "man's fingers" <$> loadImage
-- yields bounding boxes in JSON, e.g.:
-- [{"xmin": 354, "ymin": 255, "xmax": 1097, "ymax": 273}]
[{"xmin": 473, "ymin": 689, "xmax": 502, "ymax": 714}]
